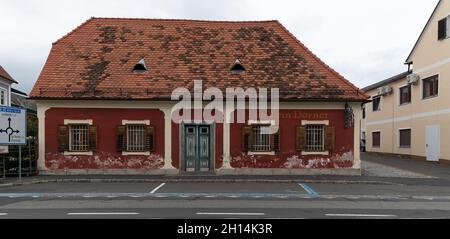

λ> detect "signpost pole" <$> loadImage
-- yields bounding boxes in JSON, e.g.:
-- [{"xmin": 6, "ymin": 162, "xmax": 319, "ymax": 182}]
[
  {"xmin": 2, "ymin": 154, "xmax": 5, "ymax": 179},
  {"xmin": 28, "ymin": 138, "xmax": 32, "ymax": 175},
  {"xmin": 19, "ymin": 145, "xmax": 22, "ymax": 181}
]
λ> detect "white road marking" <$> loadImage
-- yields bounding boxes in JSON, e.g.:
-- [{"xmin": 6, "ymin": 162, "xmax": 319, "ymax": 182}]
[
  {"xmin": 0, "ymin": 213, "xmax": 8, "ymax": 216},
  {"xmin": 150, "ymin": 183, "xmax": 166, "ymax": 194},
  {"xmin": 325, "ymin": 214, "xmax": 397, "ymax": 218},
  {"xmin": 276, "ymin": 196, "xmax": 288, "ymax": 198},
  {"xmin": 130, "ymin": 195, "xmax": 143, "ymax": 198},
  {"xmin": 68, "ymin": 212, "xmax": 140, "ymax": 216},
  {"xmin": 227, "ymin": 195, "xmax": 240, "ymax": 198},
  {"xmin": 197, "ymin": 212, "xmax": 265, "ymax": 216}
]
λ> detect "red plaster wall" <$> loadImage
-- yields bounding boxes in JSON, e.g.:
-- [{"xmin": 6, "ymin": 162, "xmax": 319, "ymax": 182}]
[
  {"xmin": 45, "ymin": 108, "xmax": 165, "ymax": 170},
  {"xmin": 44, "ymin": 108, "xmax": 353, "ymax": 171},
  {"xmin": 229, "ymin": 110, "xmax": 355, "ymax": 169}
]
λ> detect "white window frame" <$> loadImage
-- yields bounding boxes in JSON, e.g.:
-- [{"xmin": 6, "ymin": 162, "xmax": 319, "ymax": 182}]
[
  {"xmin": 372, "ymin": 96, "xmax": 382, "ymax": 112},
  {"xmin": 398, "ymin": 128, "xmax": 412, "ymax": 149},
  {"xmin": 301, "ymin": 120, "xmax": 329, "ymax": 156},
  {"xmin": 122, "ymin": 120, "xmax": 151, "ymax": 156},
  {"xmin": 447, "ymin": 16, "xmax": 450, "ymax": 39},
  {"xmin": 398, "ymin": 84, "xmax": 411, "ymax": 106},
  {"xmin": 421, "ymin": 74, "xmax": 440, "ymax": 101},
  {"xmin": 247, "ymin": 120, "xmax": 276, "ymax": 155},
  {"xmin": 442, "ymin": 15, "xmax": 450, "ymax": 39},
  {"xmin": 0, "ymin": 87, "xmax": 7, "ymax": 106},
  {"xmin": 63, "ymin": 119, "xmax": 93, "ymax": 156}
]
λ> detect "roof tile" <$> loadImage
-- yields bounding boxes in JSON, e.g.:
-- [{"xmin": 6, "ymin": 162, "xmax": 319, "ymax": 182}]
[{"xmin": 30, "ymin": 18, "xmax": 368, "ymax": 101}]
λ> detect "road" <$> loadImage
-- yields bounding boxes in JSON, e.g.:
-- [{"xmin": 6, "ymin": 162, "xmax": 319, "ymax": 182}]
[{"xmin": 1, "ymin": 181, "xmax": 450, "ymax": 219}]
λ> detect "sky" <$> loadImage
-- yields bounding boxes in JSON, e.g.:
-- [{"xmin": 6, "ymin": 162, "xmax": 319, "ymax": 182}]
[{"xmin": 0, "ymin": 0, "xmax": 440, "ymax": 94}]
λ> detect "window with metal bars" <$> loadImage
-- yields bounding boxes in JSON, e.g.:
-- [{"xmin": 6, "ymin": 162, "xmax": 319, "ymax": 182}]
[
  {"xmin": 252, "ymin": 125, "xmax": 271, "ymax": 152},
  {"xmin": 126, "ymin": 124, "xmax": 146, "ymax": 152},
  {"xmin": 69, "ymin": 124, "xmax": 89, "ymax": 152},
  {"xmin": 305, "ymin": 125, "xmax": 325, "ymax": 152}
]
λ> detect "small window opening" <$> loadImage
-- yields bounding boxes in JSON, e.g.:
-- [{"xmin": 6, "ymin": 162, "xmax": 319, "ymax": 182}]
[
  {"xmin": 133, "ymin": 58, "xmax": 148, "ymax": 72},
  {"xmin": 231, "ymin": 59, "xmax": 245, "ymax": 73}
]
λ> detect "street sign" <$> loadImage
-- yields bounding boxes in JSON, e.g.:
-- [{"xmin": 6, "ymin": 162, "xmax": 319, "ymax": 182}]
[{"xmin": 0, "ymin": 106, "xmax": 26, "ymax": 145}]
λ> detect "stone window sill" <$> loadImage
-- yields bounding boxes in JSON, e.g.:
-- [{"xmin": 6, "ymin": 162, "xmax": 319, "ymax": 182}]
[
  {"xmin": 301, "ymin": 151, "xmax": 329, "ymax": 156},
  {"xmin": 122, "ymin": 151, "xmax": 150, "ymax": 156},
  {"xmin": 248, "ymin": 151, "xmax": 276, "ymax": 156},
  {"xmin": 64, "ymin": 151, "xmax": 93, "ymax": 156}
]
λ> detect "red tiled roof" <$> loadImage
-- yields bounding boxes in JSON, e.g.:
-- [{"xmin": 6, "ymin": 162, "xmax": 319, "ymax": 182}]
[
  {"xmin": 0, "ymin": 65, "xmax": 17, "ymax": 84},
  {"xmin": 30, "ymin": 17, "xmax": 368, "ymax": 101}
]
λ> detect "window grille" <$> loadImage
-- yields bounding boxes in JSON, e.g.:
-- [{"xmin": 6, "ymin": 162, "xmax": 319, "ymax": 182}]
[
  {"xmin": 126, "ymin": 125, "xmax": 146, "ymax": 152},
  {"xmin": 69, "ymin": 124, "xmax": 89, "ymax": 152},
  {"xmin": 305, "ymin": 125, "xmax": 324, "ymax": 152},
  {"xmin": 252, "ymin": 125, "xmax": 271, "ymax": 152}
]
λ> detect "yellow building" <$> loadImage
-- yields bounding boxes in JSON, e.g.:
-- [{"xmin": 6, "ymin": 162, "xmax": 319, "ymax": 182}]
[{"xmin": 362, "ymin": 0, "xmax": 450, "ymax": 163}]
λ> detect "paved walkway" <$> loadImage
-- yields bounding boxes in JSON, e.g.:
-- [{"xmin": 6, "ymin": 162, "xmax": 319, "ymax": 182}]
[
  {"xmin": 362, "ymin": 159, "xmax": 436, "ymax": 178},
  {"xmin": 362, "ymin": 153, "xmax": 450, "ymax": 179}
]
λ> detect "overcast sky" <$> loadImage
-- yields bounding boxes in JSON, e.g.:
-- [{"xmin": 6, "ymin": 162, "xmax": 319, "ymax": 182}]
[{"xmin": 0, "ymin": 0, "xmax": 439, "ymax": 94}]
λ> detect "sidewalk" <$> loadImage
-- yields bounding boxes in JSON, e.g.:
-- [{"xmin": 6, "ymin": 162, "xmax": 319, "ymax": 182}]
[
  {"xmin": 363, "ymin": 153, "xmax": 450, "ymax": 179},
  {"xmin": 1, "ymin": 153, "xmax": 449, "ymax": 187}
]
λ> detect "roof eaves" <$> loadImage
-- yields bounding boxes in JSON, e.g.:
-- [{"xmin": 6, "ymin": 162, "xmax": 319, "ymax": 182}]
[
  {"xmin": 0, "ymin": 67, "xmax": 18, "ymax": 84},
  {"xmin": 362, "ymin": 70, "xmax": 411, "ymax": 92}
]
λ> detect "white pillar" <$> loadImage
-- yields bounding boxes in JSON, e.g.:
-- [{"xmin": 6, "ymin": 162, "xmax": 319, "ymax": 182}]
[
  {"xmin": 222, "ymin": 110, "xmax": 232, "ymax": 169},
  {"xmin": 352, "ymin": 103, "xmax": 362, "ymax": 171},
  {"xmin": 162, "ymin": 109, "xmax": 176, "ymax": 170},
  {"xmin": 36, "ymin": 104, "xmax": 49, "ymax": 171}
]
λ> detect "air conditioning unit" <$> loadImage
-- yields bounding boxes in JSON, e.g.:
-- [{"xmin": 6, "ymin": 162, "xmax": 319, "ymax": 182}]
[
  {"xmin": 377, "ymin": 86, "xmax": 393, "ymax": 96},
  {"xmin": 377, "ymin": 87, "xmax": 384, "ymax": 95},
  {"xmin": 383, "ymin": 86, "xmax": 393, "ymax": 94},
  {"xmin": 407, "ymin": 73, "xmax": 420, "ymax": 85}
]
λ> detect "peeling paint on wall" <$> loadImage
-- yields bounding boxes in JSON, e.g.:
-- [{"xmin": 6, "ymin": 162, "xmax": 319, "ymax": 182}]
[
  {"xmin": 283, "ymin": 151, "xmax": 354, "ymax": 169},
  {"xmin": 46, "ymin": 152, "xmax": 164, "ymax": 170},
  {"xmin": 229, "ymin": 109, "xmax": 356, "ymax": 169},
  {"xmin": 229, "ymin": 150, "xmax": 354, "ymax": 169}
]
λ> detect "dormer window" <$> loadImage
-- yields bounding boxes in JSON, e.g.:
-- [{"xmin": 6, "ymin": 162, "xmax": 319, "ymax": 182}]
[
  {"xmin": 133, "ymin": 58, "xmax": 148, "ymax": 72},
  {"xmin": 231, "ymin": 59, "xmax": 245, "ymax": 73}
]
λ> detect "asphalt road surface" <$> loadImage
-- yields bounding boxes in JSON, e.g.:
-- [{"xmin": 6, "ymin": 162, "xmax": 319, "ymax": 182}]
[{"xmin": 1, "ymin": 181, "xmax": 450, "ymax": 219}]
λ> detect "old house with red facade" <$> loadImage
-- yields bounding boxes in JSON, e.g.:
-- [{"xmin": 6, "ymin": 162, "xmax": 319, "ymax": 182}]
[{"xmin": 30, "ymin": 18, "xmax": 368, "ymax": 175}]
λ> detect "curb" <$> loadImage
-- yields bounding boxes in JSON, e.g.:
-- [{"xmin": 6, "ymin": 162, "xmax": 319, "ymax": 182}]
[{"xmin": 0, "ymin": 178, "xmax": 401, "ymax": 188}]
